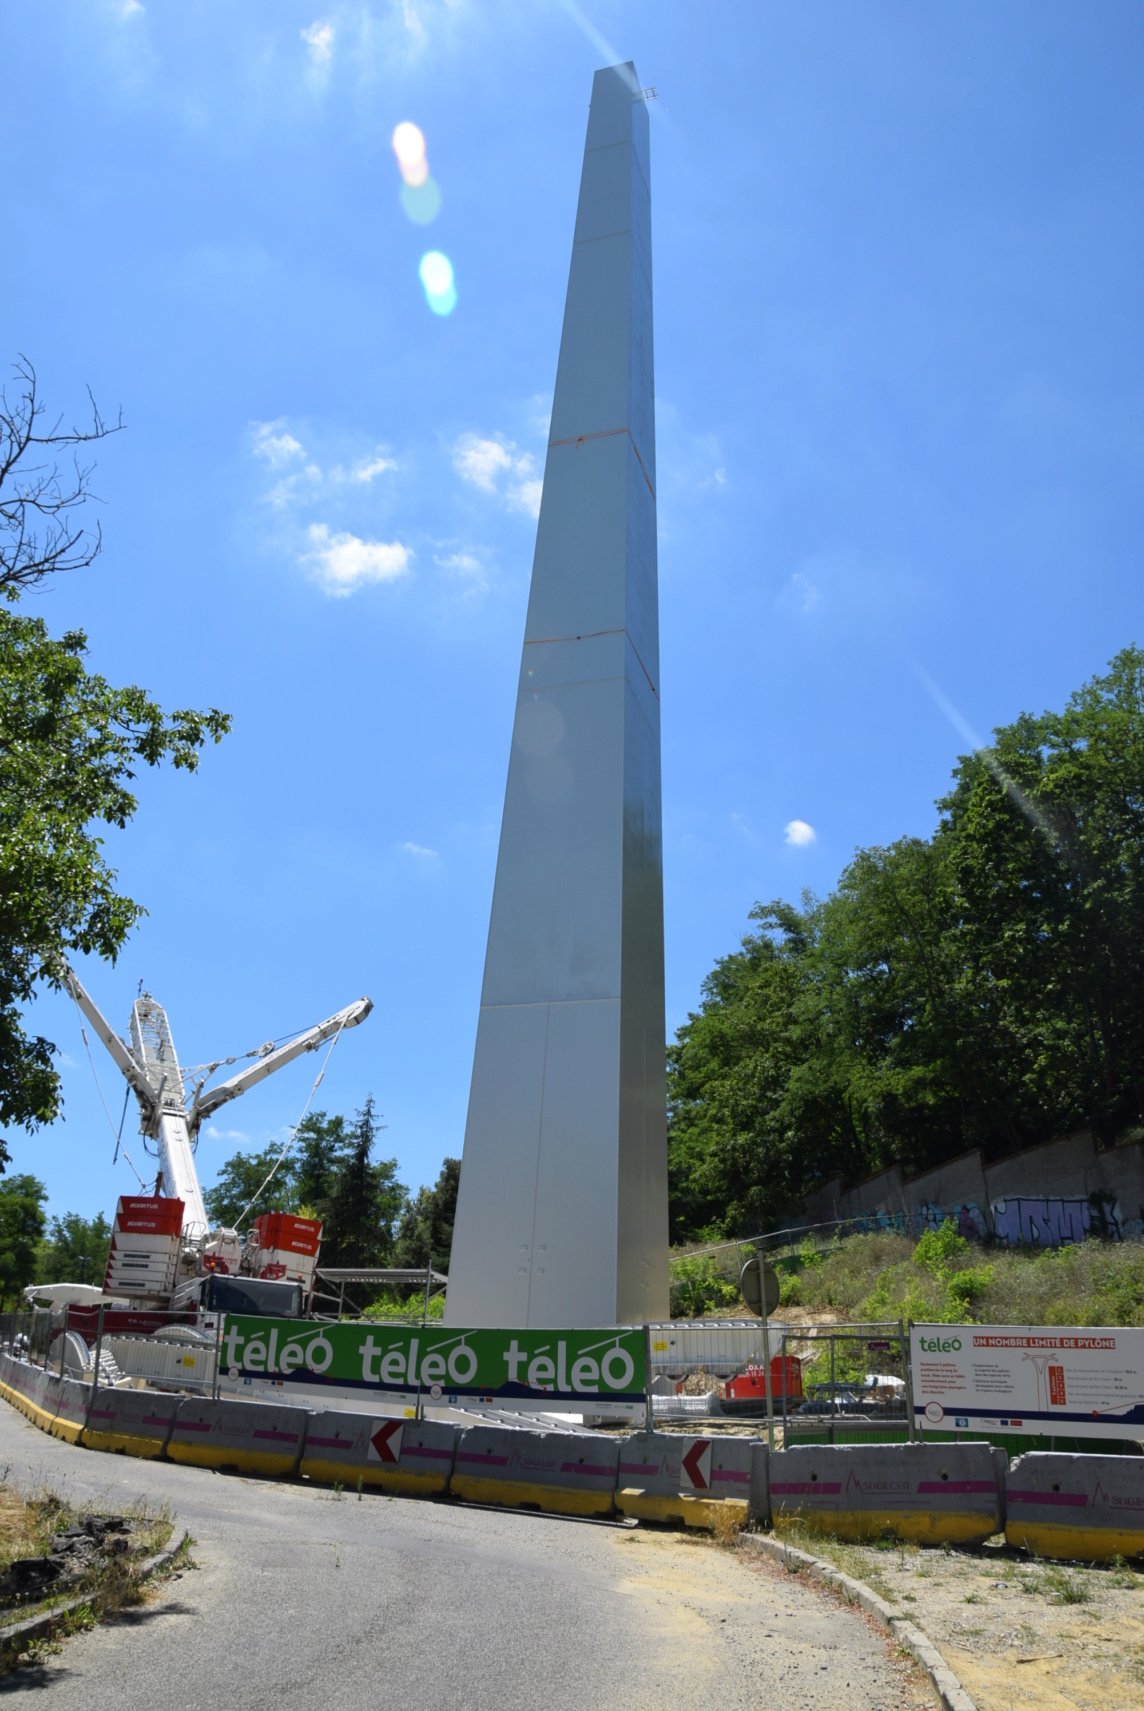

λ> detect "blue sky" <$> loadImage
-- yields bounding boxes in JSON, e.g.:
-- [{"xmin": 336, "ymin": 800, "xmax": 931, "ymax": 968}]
[{"xmin": 3, "ymin": 1, "xmax": 1142, "ymax": 1225}]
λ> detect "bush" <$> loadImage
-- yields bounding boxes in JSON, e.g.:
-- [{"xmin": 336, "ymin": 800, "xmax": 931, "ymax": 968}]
[{"xmin": 669, "ymin": 1254, "xmax": 741, "ymax": 1318}]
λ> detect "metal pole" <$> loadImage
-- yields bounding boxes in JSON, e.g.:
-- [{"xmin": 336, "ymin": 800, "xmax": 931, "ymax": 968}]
[
  {"xmin": 58, "ymin": 1309, "xmax": 67, "ymax": 1378},
  {"xmin": 422, "ymin": 1253, "xmax": 433, "ymax": 1326},
  {"xmin": 829, "ymin": 1332, "xmax": 836, "ymax": 1446},
  {"xmin": 92, "ymin": 1304, "xmax": 105, "ymax": 1404},
  {"xmin": 644, "ymin": 1325, "xmax": 654, "ymax": 1433},
  {"xmin": 901, "ymin": 1317, "xmax": 917, "ymax": 1441},
  {"xmin": 213, "ymin": 1311, "xmax": 224, "ymax": 1402},
  {"xmin": 760, "ymin": 1262, "xmax": 775, "ymax": 1453}
]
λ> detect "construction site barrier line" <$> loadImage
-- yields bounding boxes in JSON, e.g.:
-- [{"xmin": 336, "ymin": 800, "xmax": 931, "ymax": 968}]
[
  {"xmin": 772, "ymin": 1482, "xmax": 843, "ymax": 1495},
  {"xmin": 917, "ymin": 1480, "xmax": 995, "ymax": 1495},
  {"xmin": 1006, "ymin": 1489, "xmax": 1086, "ymax": 1507}
]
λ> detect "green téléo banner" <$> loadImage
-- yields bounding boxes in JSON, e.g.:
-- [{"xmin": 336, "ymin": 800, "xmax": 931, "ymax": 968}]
[{"xmin": 220, "ymin": 1318, "xmax": 647, "ymax": 1402}]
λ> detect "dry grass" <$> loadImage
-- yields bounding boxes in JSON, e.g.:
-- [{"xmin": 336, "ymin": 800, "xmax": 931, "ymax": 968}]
[{"xmin": 0, "ymin": 1479, "xmax": 176, "ymax": 1654}]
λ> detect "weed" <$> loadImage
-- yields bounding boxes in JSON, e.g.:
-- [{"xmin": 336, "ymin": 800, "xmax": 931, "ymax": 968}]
[
  {"xmin": 331, "ymin": 1483, "xmax": 343, "ymax": 1501},
  {"xmin": 1106, "ymin": 1555, "xmax": 1141, "ymax": 1590},
  {"xmin": 712, "ymin": 1507, "xmax": 743, "ymax": 1548},
  {"xmin": 356, "ymin": 1476, "xmax": 364, "ymax": 1501}
]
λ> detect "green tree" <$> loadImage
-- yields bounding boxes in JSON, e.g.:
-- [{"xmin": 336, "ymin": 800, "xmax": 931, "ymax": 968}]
[
  {"xmin": 320, "ymin": 1098, "xmax": 407, "ymax": 1272},
  {"xmin": 0, "ymin": 1174, "xmax": 47, "ymax": 1305},
  {"xmin": 34, "ymin": 1210, "xmax": 111, "ymax": 1287},
  {"xmin": 292, "ymin": 1111, "xmax": 352, "ymax": 1219},
  {"xmin": 203, "ymin": 1147, "xmax": 298, "ymax": 1230},
  {"xmin": 0, "ymin": 360, "xmax": 230, "ymax": 1145},
  {"xmin": 667, "ymin": 647, "xmax": 1144, "ymax": 1243},
  {"xmin": 940, "ymin": 645, "xmax": 1144, "ymax": 1147},
  {"xmin": 393, "ymin": 1157, "xmax": 460, "ymax": 1272}
]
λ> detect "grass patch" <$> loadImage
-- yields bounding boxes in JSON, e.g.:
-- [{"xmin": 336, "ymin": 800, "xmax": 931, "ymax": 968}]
[
  {"xmin": 674, "ymin": 1224, "xmax": 1144, "ymax": 1332},
  {"xmin": 770, "ymin": 1517, "xmax": 898, "ymax": 1603}
]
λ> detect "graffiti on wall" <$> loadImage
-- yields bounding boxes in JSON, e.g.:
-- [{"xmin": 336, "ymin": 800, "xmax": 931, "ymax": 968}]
[
  {"xmin": 850, "ymin": 1195, "xmax": 1132, "ymax": 1245},
  {"xmin": 989, "ymin": 1194, "xmax": 1124, "ymax": 1247},
  {"xmin": 853, "ymin": 1201, "xmax": 988, "ymax": 1240}
]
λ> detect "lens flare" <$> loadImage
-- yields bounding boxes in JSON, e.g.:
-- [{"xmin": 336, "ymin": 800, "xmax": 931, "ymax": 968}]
[
  {"xmin": 392, "ymin": 122, "xmax": 428, "ymax": 186},
  {"xmin": 419, "ymin": 250, "xmax": 457, "ymax": 316},
  {"xmin": 401, "ymin": 178, "xmax": 442, "ymax": 225}
]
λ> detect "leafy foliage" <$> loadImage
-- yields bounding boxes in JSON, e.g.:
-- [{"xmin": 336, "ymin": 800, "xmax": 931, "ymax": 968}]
[
  {"xmin": 0, "ymin": 1174, "xmax": 46, "ymax": 1305},
  {"xmin": 319, "ymin": 1097, "xmax": 405, "ymax": 1271},
  {"xmin": 783, "ymin": 1228, "xmax": 1144, "ymax": 1327},
  {"xmin": 204, "ymin": 1105, "xmax": 408, "ymax": 1294},
  {"xmin": 668, "ymin": 648, "xmax": 1144, "ymax": 1241},
  {"xmin": 393, "ymin": 1156, "xmax": 459, "ymax": 1271},
  {"xmin": 668, "ymin": 1253, "xmax": 742, "ymax": 1319},
  {"xmin": 0, "ymin": 359, "xmax": 230, "ymax": 1148},
  {"xmin": 34, "ymin": 1209, "xmax": 111, "ymax": 1287},
  {"xmin": 202, "ymin": 1145, "xmax": 297, "ymax": 1230}
]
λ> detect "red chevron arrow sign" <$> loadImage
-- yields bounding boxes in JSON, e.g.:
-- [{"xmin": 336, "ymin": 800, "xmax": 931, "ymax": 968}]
[
  {"xmin": 368, "ymin": 1420, "xmax": 405, "ymax": 1464},
  {"xmin": 681, "ymin": 1438, "xmax": 712, "ymax": 1491}
]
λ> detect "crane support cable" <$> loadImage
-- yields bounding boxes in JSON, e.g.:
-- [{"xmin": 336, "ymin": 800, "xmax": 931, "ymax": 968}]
[
  {"xmin": 233, "ymin": 1014, "xmax": 351, "ymax": 1232},
  {"xmin": 70, "ymin": 992, "xmax": 147, "ymax": 1191}
]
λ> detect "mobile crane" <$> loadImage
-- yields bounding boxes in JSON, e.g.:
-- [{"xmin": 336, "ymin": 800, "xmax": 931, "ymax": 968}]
[{"xmin": 60, "ymin": 966, "xmax": 372, "ymax": 1312}]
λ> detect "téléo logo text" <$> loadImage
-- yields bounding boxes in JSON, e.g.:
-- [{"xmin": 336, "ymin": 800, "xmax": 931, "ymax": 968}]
[{"xmin": 920, "ymin": 1336, "xmax": 962, "ymax": 1353}]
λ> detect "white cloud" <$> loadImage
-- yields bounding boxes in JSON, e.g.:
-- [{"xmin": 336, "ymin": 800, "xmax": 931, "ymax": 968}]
[
  {"xmin": 118, "ymin": 0, "xmax": 144, "ymax": 15},
  {"xmin": 784, "ymin": 820, "xmax": 817, "ymax": 847},
  {"xmin": 301, "ymin": 20, "xmax": 335, "ymax": 61},
  {"xmin": 253, "ymin": 420, "xmax": 306, "ymax": 467},
  {"xmin": 436, "ymin": 549, "xmax": 490, "ymax": 595},
  {"xmin": 206, "ymin": 1126, "xmax": 249, "ymax": 1142},
  {"xmin": 783, "ymin": 571, "xmax": 821, "ymax": 615},
  {"xmin": 454, "ymin": 435, "xmax": 515, "ymax": 490},
  {"xmin": 508, "ymin": 477, "xmax": 543, "ymax": 519},
  {"xmin": 334, "ymin": 451, "xmax": 397, "ymax": 484},
  {"xmin": 399, "ymin": 841, "xmax": 438, "ymax": 858},
  {"xmin": 454, "ymin": 433, "xmax": 542, "ymax": 516},
  {"xmin": 303, "ymin": 524, "xmax": 411, "ymax": 595}
]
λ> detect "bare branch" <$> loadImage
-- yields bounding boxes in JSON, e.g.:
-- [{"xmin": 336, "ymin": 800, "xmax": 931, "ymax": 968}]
[{"xmin": 0, "ymin": 356, "xmax": 125, "ymax": 598}]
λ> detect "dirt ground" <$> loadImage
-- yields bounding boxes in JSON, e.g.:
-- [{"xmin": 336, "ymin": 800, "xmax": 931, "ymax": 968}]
[
  {"xmin": 613, "ymin": 1526, "xmax": 939, "ymax": 1709},
  {"xmin": 773, "ymin": 1524, "xmax": 1144, "ymax": 1711}
]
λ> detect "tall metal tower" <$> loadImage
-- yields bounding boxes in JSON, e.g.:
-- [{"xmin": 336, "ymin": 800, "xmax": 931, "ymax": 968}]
[{"xmin": 446, "ymin": 63, "xmax": 668, "ymax": 1328}]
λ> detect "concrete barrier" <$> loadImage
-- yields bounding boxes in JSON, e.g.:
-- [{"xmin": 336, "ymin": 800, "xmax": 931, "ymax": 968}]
[
  {"xmin": 768, "ymin": 1443, "xmax": 1005, "ymax": 1544},
  {"xmin": 452, "ymin": 1426, "xmax": 620, "ymax": 1517},
  {"xmin": 83, "ymin": 1386, "xmax": 180, "ymax": 1458},
  {"xmin": 301, "ymin": 1414, "xmax": 458, "ymax": 1495},
  {"xmin": 50, "ymin": 1378, "xmax": 92, "ymax": 1444},
  {"xmin": 8, "ymin": 1365, "xmax": 60, "ymax": 1431},
  {"xmin": 1006, "ymin": 1452, "xmax": 1144, "ymax": 1561},
  {"xmin": 615, "ymin": 1432, "xmax": 758, "ymax": 1528},
  {"xmin": 167, "ymin": 1397, "xmax": 308, "ymax": 1476}
]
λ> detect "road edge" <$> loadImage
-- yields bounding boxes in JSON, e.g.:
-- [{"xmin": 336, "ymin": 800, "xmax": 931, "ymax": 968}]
[
  {"xmin": 0, "ymin": 1527, "xmax": 189, "ymax": 1655},
  {"xmin": 740, "ymin": 1531, "xmax": 978, "ymax": 1711}
]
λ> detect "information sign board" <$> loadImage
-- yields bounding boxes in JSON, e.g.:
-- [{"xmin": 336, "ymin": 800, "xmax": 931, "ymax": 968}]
[
  {"xmin": 911, "ymin": 1323, "xmax": 1144, "ymax": 1440},
  {"xmin": 219, "ymin": 1318, "xmax": 646, "ymax": 1406}
]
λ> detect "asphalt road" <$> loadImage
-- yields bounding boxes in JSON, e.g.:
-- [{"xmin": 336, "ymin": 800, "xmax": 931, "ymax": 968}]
[{"xmin": 0, "ymin": 1403, "xmax": 934, "ymax": 1709}]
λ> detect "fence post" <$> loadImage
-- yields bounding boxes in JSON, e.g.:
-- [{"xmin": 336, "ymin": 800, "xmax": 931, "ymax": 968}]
[
  {"xmin": 828, "ymin": 1332, "xmax": 836, "ymax": 1446},
  {"xmin": 644, "ymin": 1325, "xmax": 654, "ymax": 1432},
  {"xmin": 901, "ymin": 1317, "xmax": 916, "ymax": 1441},
  {"xmin": 213, "ymin": 1311, "xmax": 224, "ymax": 1403},
  {"xmin": 760, "ymin": 1264, "xmax": 775, "ymax": 1452},
  {"xmin": 92, "ymin": 1303, "xmax": 105, "ymax": 1402}
]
